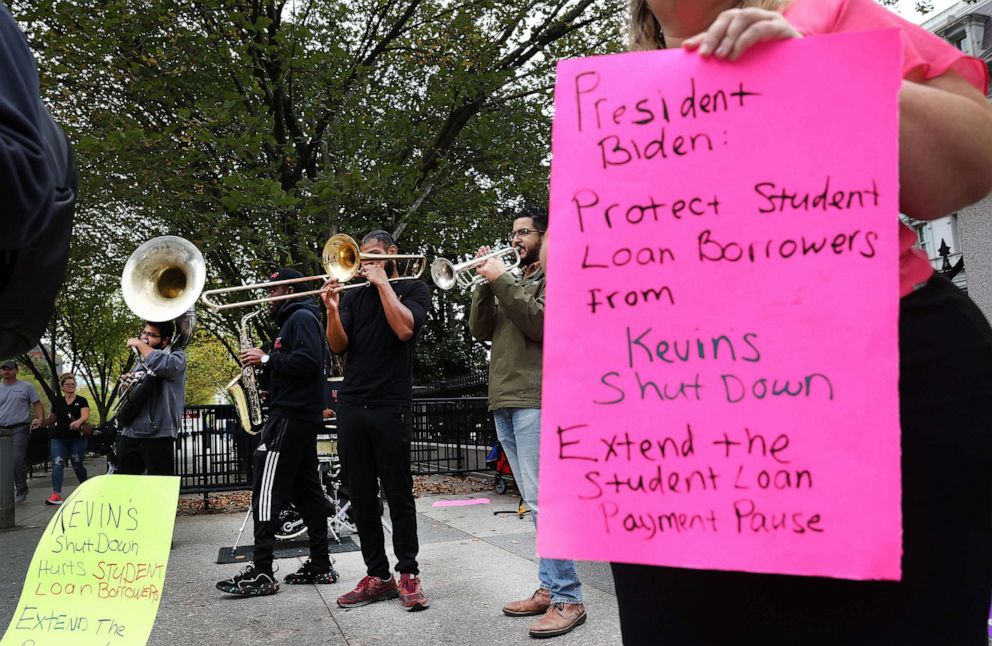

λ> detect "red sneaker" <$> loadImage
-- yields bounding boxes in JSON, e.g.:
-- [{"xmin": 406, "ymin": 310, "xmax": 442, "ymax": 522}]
[
  {"xmin": 398, "ymin": 573, "xmax": 430, "ymax": 611},
  {"xmin": 336, "ymin": 575, "xmax": 398, "ymax": 608},
  {"xmin": 45, "ymin": 492, "xmax": 63, "ymax": 506}
]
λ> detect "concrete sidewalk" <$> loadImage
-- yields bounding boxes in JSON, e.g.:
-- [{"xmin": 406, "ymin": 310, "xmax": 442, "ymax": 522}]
[{"xmin": 0, "ymin": 463, "xmax": 622, "ymax": 645}]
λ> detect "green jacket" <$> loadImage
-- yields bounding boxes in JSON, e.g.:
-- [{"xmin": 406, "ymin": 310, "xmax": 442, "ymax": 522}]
[{"xmin": 469, "ymin": 265, "xmax": 545, "ymax": 411}]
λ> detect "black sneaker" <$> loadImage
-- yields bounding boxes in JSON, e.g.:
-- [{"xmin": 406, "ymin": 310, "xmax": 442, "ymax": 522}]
[
  {"xmin": 284, "ymin": 559, "xmax": 339, "ymax": 585},
  {"xmin": 216, "ymin": 565, "xmax": 280, "ymax": 597}
]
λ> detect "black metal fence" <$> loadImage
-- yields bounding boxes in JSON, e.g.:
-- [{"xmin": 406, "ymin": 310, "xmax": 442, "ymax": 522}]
[
  {"xmin": 167, "ymin": 397, "xmax": 496, "ymax": 493},
  {"xmin": 175, "ymin": 405, "xmax": 260, "ymax": 494},
  {"xmin": 25, "ymin": 376, "xmax": 497, "ymax": 493},
  {"xmin": 410, "ymin": 397, "xmax": 495, "ymax": 475}
]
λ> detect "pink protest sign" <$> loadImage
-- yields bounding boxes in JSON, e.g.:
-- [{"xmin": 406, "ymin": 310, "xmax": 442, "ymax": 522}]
[{"xmin": 538, "ymin": 31, "xmax": 903, "ymax": 580}]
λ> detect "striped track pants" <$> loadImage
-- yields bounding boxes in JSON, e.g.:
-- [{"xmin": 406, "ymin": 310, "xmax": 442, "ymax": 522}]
[{"xmin": 250, "ymin": 415, "xmax": 330, "ymax": 572}]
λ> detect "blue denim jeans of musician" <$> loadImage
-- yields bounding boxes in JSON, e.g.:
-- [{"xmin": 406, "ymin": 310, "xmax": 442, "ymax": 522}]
[
  {"xmin": 50, "ymin": 436, "xmax": 88, "ymax": 494},
  {"xmin": 493, "ymin": 407, "xmax": 583, "ymax": 604}
]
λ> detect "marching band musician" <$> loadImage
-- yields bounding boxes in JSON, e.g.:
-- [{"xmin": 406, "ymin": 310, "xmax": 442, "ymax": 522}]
[
  {"xmin": 469, "ymin": 207, "xmax": 587, "ymax": 639},
  {"xmin": 115, "ymin": 320, "xmax": 187, "ymax": 477},
  {"xmin": 321, "ymin": 230, "xmax": 431, "ymax": 612},
  {"xmin": 216, "ymin": 268, "xmax": 338, "ymax": 597}
]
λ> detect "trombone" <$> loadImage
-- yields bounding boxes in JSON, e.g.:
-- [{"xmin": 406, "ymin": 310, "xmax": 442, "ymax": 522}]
[
  {"xmin": 431, "ymin": 247, "xmax": 520, "ymax": 291},
  {"xmin": 199, "ymin": 233, "xmax": 426, "ymax": 312}
]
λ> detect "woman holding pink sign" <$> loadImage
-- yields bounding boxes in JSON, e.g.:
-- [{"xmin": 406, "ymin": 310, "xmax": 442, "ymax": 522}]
[{"xmin": 612, "ymin": 0, "xmax": 992, "ymax": 643}]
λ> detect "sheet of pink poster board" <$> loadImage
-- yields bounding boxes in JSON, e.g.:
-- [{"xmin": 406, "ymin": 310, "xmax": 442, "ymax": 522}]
[
  {"xmin": 538, "ymin": 31, "xmax": 903, "ymax": 581},
  {"xmin": 432, "ymin": 498, "xmax": 491, "ymax": 507}
]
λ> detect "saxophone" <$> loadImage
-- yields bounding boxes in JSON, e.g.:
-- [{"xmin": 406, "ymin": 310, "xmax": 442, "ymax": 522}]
[{"xmin": 226, "ymin": 309, "xmax": 265, "ymax": 435}]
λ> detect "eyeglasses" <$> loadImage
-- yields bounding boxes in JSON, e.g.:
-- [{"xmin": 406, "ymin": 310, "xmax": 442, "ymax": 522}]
[
  {"xmin": 140, "ymin": 331, "xmax": 161, "ymax": 339},
  {"xmin": 510, "ymin": 228, "xmax": 544, "ymax": 241},
  {"xmin": 63, "ymin": 383, "xmax": 76, "ymax": 387}
]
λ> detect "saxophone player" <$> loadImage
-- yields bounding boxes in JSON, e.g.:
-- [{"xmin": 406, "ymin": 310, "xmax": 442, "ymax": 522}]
[
  {"xmin": 115, "ymin": 320, "xmax": 187, "ymax": 476},
  {"xmin": 216, "ymin": 268, "xmax": 337, "ymax": 597}
]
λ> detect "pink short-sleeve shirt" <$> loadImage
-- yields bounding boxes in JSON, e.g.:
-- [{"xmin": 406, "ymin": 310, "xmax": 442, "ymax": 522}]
[{"xmin": 784, "ymin": 0, "xmax": 990, "ymax": 296}]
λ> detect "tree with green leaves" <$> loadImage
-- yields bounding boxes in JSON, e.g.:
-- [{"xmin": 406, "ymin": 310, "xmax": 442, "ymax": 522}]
[
  {"xmin": 186, "ymin": 331, "xmax": 240, "ymax": 405},
  {"xmin": 10, "ymin": 0, "xmax": 624, "ymax": 383},
  {"xmin": 51, "ymin": 292, "xmax": 136, "ymax": 423},
  {"xmin": 19, "ymin": 224, "xmax": 140, "ymax": 422},
  {"xmin": 9, "ymin": 0, "xmax": 973, "ymax": 387}
]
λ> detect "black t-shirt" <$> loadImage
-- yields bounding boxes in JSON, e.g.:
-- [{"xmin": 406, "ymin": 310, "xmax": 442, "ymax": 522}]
[
  {"xmin": 338, "ymin": 279, "xmax": 430, "ymax": 405},
  {"xmin": 51, "ymin": 395, "xmax": 88, "ymax": 441}
]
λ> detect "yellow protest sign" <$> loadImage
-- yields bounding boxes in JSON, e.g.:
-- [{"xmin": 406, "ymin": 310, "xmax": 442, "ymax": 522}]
[{"xmin": 2, "ymin": 475, "xmax": 179, "ymax": 646}]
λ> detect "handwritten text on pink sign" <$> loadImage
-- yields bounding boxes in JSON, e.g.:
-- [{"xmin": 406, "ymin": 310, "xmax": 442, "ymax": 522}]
[{"xmin": 538, "ymin": 31, "xmax": 902, "ymax": 580}]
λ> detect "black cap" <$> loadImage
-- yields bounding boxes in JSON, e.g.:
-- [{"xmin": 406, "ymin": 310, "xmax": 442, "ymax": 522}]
[
  {"xmin": 0, "ymin": 359, "xmax": 16, "ymax": 369},
  {"xmin": 270, "ymin": 267, "xmax": 305, "ymax": 282}
]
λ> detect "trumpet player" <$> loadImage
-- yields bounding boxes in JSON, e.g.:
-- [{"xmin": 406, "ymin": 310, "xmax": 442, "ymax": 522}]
[
  {"xmin": 469, "ymin": 207, "xmax": 587, "ymax": 639},
  {"xmin": 115, "ymin": 320, "xmax": 187, "ymax": 476},
  {"xmin": 321, "ymin": 230, "xmax": 431, "ymax": 612},
  {"xmin": 216, "ymin": 268, "xmax": 337, "ymax": 597}
]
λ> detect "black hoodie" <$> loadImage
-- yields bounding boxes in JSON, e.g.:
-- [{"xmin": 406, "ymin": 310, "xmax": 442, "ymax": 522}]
[{"xmin": 267, "ymin": 299, "xmax": 325, "ymax": 422}]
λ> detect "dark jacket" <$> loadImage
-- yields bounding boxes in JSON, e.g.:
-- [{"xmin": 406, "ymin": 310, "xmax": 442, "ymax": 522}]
[
  {"xmin": 268, "ymin": 299, "xmax": 324, "ymax": 422},
  {"xmin": 0, "ymin": 5, "xmax": 77, "ymax": 357},
  {"xmin": 0, "ymin": 4, "xmax": 53, "ymax": 248},
  {"xmin": 469, "ymin": 265, "xmax": 545, "ymax": 411}
]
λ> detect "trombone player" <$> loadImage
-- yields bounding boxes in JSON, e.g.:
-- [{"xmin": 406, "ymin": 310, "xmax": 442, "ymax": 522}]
[
  {"xmin": 216, "ymin": 268, "xmax": 337, "ymax": 597},
  {"xmin": 321, "ymin": 230, "xmax": 432, "ymax": 611}
]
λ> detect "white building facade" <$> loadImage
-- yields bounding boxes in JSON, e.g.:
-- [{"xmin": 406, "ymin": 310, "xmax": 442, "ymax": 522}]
[{"xmin": 916, "ymin": 0, "xmax": 992, "ymax": 313}]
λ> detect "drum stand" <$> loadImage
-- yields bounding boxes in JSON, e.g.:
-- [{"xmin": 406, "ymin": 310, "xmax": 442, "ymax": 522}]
[
  {"xmin": 230, "ymin": 508, "xmax": 252, "ymax": 556},
  {"xmin": 316, "ymin": 427, "xmax": 390, "ymax": 539},
  {"xmin": 228, "ymin": 495, "xmax": 350, "ymax": 553},
  {"xmin": 227, "ymin": 451, "xmax": 391, "ymax": 554},
  {"xmin": 326, "ymin": 496, "xmax": 356, "ymax": 543},
  {"xmin": 320, "ymin": 456, "xmax": 355, "ymax": 543}
]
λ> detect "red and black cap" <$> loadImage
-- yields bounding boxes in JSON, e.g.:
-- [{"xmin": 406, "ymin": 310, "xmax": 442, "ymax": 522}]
[{"xmin": 270, "ymin": 267, "xmax": 305, "ymax": 282}]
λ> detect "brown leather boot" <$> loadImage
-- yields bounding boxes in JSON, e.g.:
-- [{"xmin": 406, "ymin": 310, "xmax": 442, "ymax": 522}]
[
  {"xmin": 528, "ymin": 602, "xmax": 587, "ymax": 638},
  {"xmin": 502, "ymin": 588, "xmax": 551, "ymax": 617}
]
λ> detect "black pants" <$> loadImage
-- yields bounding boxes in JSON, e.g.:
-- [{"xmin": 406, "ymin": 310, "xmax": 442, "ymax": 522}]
[
  {"xmin": 612, "ymin": 274, "xmax": 992, "ymax": 645},
  {"xmin": 115, "ymin": 436, "xmax": 175, "ymax": 475},
  {"xmin": 337, "ymin": 401, "xmax": 419, "ymax": 579},
  {"xmin": 251, "ymin": 416, "xmax": 329, "ymax": 573}
]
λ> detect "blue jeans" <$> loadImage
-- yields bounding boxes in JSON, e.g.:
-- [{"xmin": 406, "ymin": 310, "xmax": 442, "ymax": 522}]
[
  {"xmin": 493, "ymin": 407, "xmax": 582, "ymax": 604},
  {"xmin": 11, "ymin": 425, "xmax": 29, "ymax": 496},
  {"xmin": 50, "ymin": 436, "xmax": 88, "ymax": 493}
]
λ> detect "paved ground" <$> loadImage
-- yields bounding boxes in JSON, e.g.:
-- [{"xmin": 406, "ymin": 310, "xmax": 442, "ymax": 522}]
[{"xmin": 0, "ymin": 461, "xmax": 622, "ymax": 645}]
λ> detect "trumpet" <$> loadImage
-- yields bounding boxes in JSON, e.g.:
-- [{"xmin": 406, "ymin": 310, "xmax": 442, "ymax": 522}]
[
  {"xmin": 430, "ymin": 247, "xmax": 520, "ymax": 291},
  {"xmin": 199, "ymin": 233, "xmax": 426, "ymax": 312}
]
